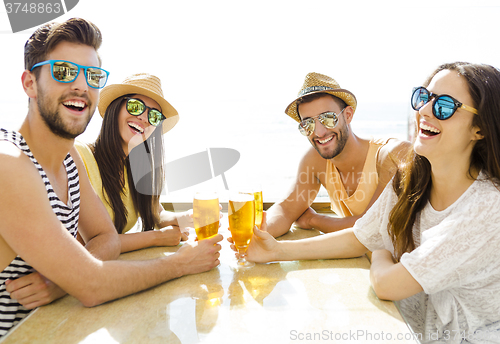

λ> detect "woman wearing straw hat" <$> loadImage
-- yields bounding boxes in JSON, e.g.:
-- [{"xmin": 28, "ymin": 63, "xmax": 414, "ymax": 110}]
[{"xmin": 76, "ymin": 73, "xmax": 192, "ymax": 252}]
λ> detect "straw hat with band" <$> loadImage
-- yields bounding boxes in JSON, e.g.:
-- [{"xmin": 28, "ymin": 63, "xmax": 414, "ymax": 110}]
[
  {"xmin": 98, "ymin": 73, "xmax": 179, "ymax": 134},
  {"xmin": 285, "ymin": 72, "xmax": 357, "ymax": 123}
]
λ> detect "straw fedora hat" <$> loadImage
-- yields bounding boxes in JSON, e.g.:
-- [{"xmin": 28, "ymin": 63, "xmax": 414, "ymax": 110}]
[
  {"xmin": 98, "ymin": 73, "xmax": 179, "ymax": 134},
  {"xmin": 285, "ymin": 72, "xmax": 357, "ymax": 122}
]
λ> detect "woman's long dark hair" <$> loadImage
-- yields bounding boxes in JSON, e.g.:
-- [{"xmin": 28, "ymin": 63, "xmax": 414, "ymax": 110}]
[
  {"xmin": 388, "ymin": 62, "xmax": 500, "ymax": 260},
  {"xmin": 92, "ymin": 95, "xmax": 164, "ymax": 233}
]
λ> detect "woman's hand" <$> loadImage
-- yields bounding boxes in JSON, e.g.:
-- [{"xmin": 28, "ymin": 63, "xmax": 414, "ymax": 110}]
[
  {"xmin": 227, "ymin": 212, "xmax": 280, "ymax": 263},
  {"xmin": 154, "ymin": 225, "xmax": 189, "ymax": 246}
]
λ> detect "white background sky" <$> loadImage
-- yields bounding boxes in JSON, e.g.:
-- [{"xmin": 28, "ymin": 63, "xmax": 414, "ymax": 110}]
[{"xmin": 1, "ymin": 0, "xmax": 500, "ymax": 200}]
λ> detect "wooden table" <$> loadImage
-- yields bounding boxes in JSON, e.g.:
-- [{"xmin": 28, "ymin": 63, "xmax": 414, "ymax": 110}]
[{"xmin": 0, "ymin": 223, "xmax": 417, "ymax": 343}]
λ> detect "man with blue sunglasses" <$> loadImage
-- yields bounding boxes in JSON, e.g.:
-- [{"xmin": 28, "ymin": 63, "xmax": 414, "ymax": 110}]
[
  {"xmin": 0, "ymin": 18, "xmax": 222, "ymax": 337},
  {"xmin": 265, "ymin": 73, "xmax": 411, "ymax": 238}
]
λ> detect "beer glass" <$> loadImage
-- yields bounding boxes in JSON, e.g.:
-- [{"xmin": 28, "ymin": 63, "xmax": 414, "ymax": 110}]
[
  {"xmin": 228, "ymin": 190, "xmax": 255, "ymax": 268},
  {"xmin": 193, "ymin": 192, "xmax": 220, "ymax": 240},
  {"xmin": 253, "ymin": 185, "xmax": 263, "ymax": 230}
]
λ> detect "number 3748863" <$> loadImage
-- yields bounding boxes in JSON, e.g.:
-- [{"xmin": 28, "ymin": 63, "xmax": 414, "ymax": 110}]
[{"xmin": 5, "ymin": 2, "xmax": 61, "ymax": 14}]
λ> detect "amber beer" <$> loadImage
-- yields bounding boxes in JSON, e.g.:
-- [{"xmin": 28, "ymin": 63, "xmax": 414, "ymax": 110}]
[
  {"xmin": 254, "ymin": 190, "xmax": 263, "ymax": 230},
  {"xmin": 193, "ymin": 192, "xmax": 219, "ymax": 240},
  {"xmin": 228, "ymin": 192, "xmax": 255, "ymax": 252}
]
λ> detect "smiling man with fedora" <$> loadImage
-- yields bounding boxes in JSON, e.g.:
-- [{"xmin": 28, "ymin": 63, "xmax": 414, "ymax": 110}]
[{"xmin": 265, "ymin": 72, "xmax": 410, "ymax": 237}]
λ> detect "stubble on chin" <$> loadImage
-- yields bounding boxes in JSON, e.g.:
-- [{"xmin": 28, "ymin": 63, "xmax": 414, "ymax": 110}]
[{"xmin": 37, "ymin": 91, "xmax": 93, "ymax": 140}]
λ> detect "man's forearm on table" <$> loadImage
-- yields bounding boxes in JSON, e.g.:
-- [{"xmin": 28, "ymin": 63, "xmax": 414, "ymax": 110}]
[
  {"xmin": 309, "ymin": 213, "xmax": 360, "ymax": 233},
  {"xmin": 84, "ymin": 232, "xmax": 121, "ymax": 260}
]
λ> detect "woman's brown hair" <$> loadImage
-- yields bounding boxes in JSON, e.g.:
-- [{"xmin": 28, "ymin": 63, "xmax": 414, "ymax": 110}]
[
  {"xmin": 92, "ymin": 95, "xmax": 164, "ymax": 233},
  {"xmin": 388, "ymin": 62, "xmax": 500, "ymax": 260}
]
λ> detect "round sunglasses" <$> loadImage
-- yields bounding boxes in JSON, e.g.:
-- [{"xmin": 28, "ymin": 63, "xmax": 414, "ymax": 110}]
[
  {"xmin": 125, "ymin": 97, "xmax": 166, "ymax": 127},
  {"xmin": 298, "ymin": 108, "xmax": 345, "ymax": 136},
  {"xmin": 30, "ymin": 59, "xmax": 109, "ymax": 89},
  {"xmin": 411, "ymin": 86, "xmax": 478, "ymax": 120}
]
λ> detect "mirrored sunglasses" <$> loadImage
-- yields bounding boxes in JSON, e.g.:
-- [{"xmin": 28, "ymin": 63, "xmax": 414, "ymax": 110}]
[
  {"xmin": 125, "ymin": 97, "xmax": 165, "ymax": 127},
  {"xmin": 298, "ymin": 109, "xmax": 345, "ymax": 136},
  {"xmin": 30, "ymin": 59, "xmax": 109, "ymax": 89},
  {"xmin": 411, "ymin": 86, "xmax": 478, "ymax": 120}
]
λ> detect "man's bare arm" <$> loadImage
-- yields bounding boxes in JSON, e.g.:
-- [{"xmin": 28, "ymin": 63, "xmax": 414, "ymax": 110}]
[
  {"xmin": 70, "ymin": 146, "xmax": 121, "ymax": 260},
  {"xmin": 294, "ymin": 208, "xmax": 361, "ymax": 233},
  {"xmin": 266, "ymin": 148, "xmax": 322, "ymax": 238},
  {"xmin": 0, "ymin": 146, "xmax": 221, "ymax": 307}
]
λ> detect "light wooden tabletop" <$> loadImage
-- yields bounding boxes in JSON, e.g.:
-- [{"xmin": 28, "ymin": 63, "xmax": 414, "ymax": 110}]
[{"xmin": 1, "ymin": 223, "xmax": 417, "ymax": 344}]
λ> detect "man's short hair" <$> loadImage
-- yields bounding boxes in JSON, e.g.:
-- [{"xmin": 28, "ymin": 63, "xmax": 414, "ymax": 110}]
[
  {"xmin": 24, "ymin": 18, "xmax": 103, "ymax": 80},
  {"xmin": 296, "ymin": 93, "xmax": 348, "ymax": 119}
]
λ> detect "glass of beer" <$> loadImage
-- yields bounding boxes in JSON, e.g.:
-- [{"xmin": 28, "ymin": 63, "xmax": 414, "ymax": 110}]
[
  {"xmin": 253, "ymin": 185, "xmax": 263, "ymax": 230},
  {"xmin": 228, "ymin": 190, "xmax": 255, "ymax": 268},
  {"xmin": 193, "ymin": 192, "xmax": 220, "ymax": 240}
]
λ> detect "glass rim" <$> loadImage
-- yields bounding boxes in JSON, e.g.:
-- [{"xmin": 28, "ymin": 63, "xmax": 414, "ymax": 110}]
[{"xmin": 194, "ymin": 191, "xmax": 219, "ymax": 200}]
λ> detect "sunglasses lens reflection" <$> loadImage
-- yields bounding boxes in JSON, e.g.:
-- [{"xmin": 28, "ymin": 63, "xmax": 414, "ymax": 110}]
[
  {"xmin": 148, "ymin": 110, "xmax": 163, "ymax": 127},
  {"xmin": 299, "ymin": 119, "xmax": 314, "ymax": 136},
  {"xmin": 434, "ymin": 96, "xmax": 456, "ymax": 119},
  {"xmin": 320, "ymin": 114, "xmax": 337, "ymax": 128},
  {"xmin": 53, "ymin": 61, "xmax": 79, "ymax": 82},
  {"xmin": 412, "ymin": 88, "xmax": 429, "ymax": 111},
  {"xmin": 86, "ymin": 68, "xmax": 108, "ymax": 88},
  {"xmin": 127, "ymin": 99, "xmax": 145, "ymax": 116}
]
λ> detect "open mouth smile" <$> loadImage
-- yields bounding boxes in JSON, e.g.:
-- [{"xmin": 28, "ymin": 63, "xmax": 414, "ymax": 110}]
[
  {"xmin": 62, "ymin": 100, "xmax": 87, "ymax": 112},
  {"xmin": 316, "ymin": 136, "xmax": 334, "ymax": 144},
  {"xmin": 420, "ymin": 122, "xmax": 441, "ymax": 137},
  {"xmin": 128, "ymin": 122, "xmax": 145, "ymax": 134}
]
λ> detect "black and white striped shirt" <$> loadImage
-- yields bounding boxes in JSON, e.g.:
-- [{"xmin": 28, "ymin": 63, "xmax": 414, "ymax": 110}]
[{"xmin": 0, "ymin": 128, "xmax": 80, "ymax": 337}]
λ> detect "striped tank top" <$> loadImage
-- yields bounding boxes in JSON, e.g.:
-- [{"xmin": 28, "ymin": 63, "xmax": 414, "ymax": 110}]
[{"xmin": 0, "ymin": 128, "xmax": 80, "ymax": 337}]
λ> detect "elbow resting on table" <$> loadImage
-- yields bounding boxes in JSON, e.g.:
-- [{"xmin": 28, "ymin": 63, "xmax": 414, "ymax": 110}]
[
  {"xmin": 74, "ymin": 287, "xmax": 108, "ymax": 308},
  {"xmin": 370, "ymin": 272, "xmax": 400, "ymax": 301},
  {"xmin": 68, "ymin": 274, "xmax": 112, "ymax": 308}
]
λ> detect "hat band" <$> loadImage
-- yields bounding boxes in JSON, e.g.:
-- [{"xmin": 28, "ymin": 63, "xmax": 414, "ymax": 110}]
[{"xmin": 298, "ymin": 86, "xmax": 335, "ymax": 97}]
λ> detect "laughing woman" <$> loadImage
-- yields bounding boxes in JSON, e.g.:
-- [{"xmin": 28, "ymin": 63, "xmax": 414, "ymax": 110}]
[
  {"xmin": 241, "ymin": 62, "xmax": 500, "ymax": 342},
  {"xmin": 76, "ymin": 73, "xmax": 192, "ymax": 252}
]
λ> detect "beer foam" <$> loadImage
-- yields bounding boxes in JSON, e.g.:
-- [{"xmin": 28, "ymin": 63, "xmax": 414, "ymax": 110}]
[
  {"xmin": 229, "ymin": 193, "xmax": 254, "ymax": 202},
  {"xmin": 194, "ymin": 192, "xmax": 218, "ymax": 201}
]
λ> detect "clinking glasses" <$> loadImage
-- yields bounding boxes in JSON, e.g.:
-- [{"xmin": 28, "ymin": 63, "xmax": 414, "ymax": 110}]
[
  {"xmin": 298, "ymin": 108, "xmax": 345, "ymax": 136},
  {"xmin": 411, "ymin": 86, "xmax": 478, "ymax": 120},
  {"xmin": 30, "ymin": 59, "xmax": 109, "ymax": 89},
  {"xmin": 125, "ymin": 97, "xmax": 165, "ymax": 127}
]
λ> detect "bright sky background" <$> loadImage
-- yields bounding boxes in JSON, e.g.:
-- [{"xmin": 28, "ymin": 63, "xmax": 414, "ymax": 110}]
[{"xmin": 1, "ymin": 0, "xmax": 500, "ymax": 200}]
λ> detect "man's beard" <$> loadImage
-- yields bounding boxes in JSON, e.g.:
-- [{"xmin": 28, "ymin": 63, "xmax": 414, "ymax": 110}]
[
  {"xmin": 37, "ymin": 89, "xmax": 93, "ymax": 140},
  {"xmin": 313, "ymin": 122, "xmax": 349, "ymax": 160}
]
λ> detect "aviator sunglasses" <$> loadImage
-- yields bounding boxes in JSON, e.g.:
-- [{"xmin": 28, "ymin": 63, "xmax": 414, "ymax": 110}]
[
  {"xmin": 298, "ymin": 108, "xmax": 346, "ymax": 136},
  {"xmin": 30, "ymin": 59, "xmax": 109, "ymax": 89},
  {"xmin": 411, "ymin": 86, "xmax": 478, "ymax": 120},
  {"xmin": 125, "ymin": 97, "xmax": 166, "ymax": 127}
]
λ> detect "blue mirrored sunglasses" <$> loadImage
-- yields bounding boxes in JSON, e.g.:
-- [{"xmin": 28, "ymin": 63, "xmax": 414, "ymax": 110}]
[
  {"xmin": 411, "ymin": 86, "xmax": 478, "ymax": 120},
  {"xmin": 30, "ymin": 59, "xmax": 109, "ymax": 89}
]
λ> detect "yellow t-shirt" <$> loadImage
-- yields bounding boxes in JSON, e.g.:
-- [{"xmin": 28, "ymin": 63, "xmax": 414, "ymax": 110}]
[
  {"xmin": 75, "ymin": 141, "xmax": 139, "ymax": 233},
  {"xmin": 325, "ymin": 138, "xmax": 390, "ymax": 217}
]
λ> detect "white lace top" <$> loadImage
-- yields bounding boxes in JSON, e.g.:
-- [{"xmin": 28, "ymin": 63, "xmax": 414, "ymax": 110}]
[{"xmin": 353, "ymin": 172, "xmax": 500, "ymax": 343}]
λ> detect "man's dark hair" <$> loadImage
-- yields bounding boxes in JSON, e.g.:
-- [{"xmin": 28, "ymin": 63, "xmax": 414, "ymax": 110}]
[{"xmin": 24, "ymin": 17, "xmax": 103, "ymax": 80}]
